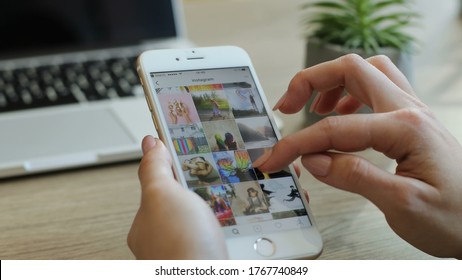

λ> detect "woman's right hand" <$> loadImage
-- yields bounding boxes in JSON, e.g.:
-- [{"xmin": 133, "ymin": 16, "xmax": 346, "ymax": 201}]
[{"xmin": 254, "ymin": 54, "xmax": 462, "ymax": 259}]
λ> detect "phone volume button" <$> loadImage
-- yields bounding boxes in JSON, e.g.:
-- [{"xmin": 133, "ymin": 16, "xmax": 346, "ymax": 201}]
[
  {"xmin": 145, "ymin": 95, "xmax": 153, "ymax": 112},
  {"xmin": 151, "ymin": 116, "xmax": 159, "ymax": 131}
]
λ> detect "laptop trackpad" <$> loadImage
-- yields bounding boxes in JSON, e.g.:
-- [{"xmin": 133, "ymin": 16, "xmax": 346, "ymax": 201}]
[{"xmin": 1, "ymin": 108, "xmax": 137, "ymax": 163}]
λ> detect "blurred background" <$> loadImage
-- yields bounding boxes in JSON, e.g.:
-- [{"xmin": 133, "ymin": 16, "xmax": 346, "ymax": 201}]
[
  {"xmin": 1, "ymin": 0, "xmax": 461, "ymax": 260},
  {"xmin": 183, "ymin": 0, "xmax": 462, "ymax": 140}
]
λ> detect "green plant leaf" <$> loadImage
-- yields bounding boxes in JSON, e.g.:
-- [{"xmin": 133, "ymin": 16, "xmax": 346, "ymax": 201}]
[
  {"xmin": 301, "ymin": 0, "xmax": 419, "ymax": 52},
  {"xmin": 369, "ymin": 0, "xmax": 409, "ymax": 13},
  {"xmin": 302, "ymin": 1, "xmax": 351, "ymax": 11},
  {"xmin": 369, "ymin": 12, "xmax": 420, "ymax": 26}
]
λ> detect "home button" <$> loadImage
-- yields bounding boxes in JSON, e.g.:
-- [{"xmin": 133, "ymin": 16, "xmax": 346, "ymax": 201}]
[{"xmin": 254, "ymin": 237, "xmax": 275, "ymax": 257}]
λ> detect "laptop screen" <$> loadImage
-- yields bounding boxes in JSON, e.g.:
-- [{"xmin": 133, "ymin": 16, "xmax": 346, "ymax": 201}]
[{"xmin": 0, "ymin": 0, "xmax": 178, "ymax": 58}]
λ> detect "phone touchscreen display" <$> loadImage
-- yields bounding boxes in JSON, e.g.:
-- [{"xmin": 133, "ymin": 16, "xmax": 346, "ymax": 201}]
[{"xmin": 150, "ymin": 67, "xmax": 312, "ymax": 238}]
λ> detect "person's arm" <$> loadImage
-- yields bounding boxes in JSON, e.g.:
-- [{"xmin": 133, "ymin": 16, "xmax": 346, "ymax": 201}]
[
  {"xmin": 128, "ymin": 136, "xmax": 228, "ymax": 259},
  {"xmin": 253, "ymin": 54, "xmax": 462, "ymax": 259}
]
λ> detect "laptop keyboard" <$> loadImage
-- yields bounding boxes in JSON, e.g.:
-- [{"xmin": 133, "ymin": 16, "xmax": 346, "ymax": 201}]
[{"xmin": 0, "ymin": 56, "xmax": 139, "ymax": 113}]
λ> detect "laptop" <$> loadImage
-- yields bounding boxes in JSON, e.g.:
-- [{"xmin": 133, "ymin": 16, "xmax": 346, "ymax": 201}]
[{"xmin": 0, "ymin": 0, "xmax": 192, "ymax": 178}]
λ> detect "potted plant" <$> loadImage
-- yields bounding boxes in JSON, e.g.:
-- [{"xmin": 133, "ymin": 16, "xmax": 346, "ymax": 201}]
[{"xmin": 301, "ymin": 0, "xmax": 419, "ymax": 120}]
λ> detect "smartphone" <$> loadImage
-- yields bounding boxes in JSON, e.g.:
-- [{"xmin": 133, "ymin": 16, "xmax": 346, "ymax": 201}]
[{"xmin": 137, "ymin": 46, "xmax": 323, "ymax": 259}]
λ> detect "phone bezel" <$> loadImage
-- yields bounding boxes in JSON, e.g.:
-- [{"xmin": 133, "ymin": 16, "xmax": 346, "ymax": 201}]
[{"xmin": 137, "ymin": 46, "xmax": 323, "ymax": 259}]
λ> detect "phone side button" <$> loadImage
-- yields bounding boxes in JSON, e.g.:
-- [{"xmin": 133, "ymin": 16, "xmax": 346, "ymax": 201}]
[
  {"xmin": 145, "ymin": 95, "xmax": 153, "ymax": 112},
  {"xmin": 151, "ymin": 116, "xmax": 159, "ymax": 131},
  {"xmin": 253, "ymin": 237, "xmax": 275, "ymax": 257}
]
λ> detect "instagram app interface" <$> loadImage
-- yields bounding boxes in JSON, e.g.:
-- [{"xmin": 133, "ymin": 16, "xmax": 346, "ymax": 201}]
[{"xmin": 151, "ymin": 67, "xmax": 312, "ymax": 237}]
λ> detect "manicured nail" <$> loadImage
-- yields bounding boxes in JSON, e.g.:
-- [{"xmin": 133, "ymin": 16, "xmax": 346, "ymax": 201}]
[
  {"xmin": 309, "ymin": 92, "xmax": 321, "ymax": 113},
  {"xmin": 272, "ymin": 91, "xmax": 288, "ymax": 111},
  {"xmin": 252, "ymin": 149, "xmax": 273, "ymax": 168},
  {"xmin": 142, "ymin": 135, "xmax": 158, "ymax": 155},
  {"xmin": 303, "ymin": 153, "xmax": 331, "ymax": 177}
]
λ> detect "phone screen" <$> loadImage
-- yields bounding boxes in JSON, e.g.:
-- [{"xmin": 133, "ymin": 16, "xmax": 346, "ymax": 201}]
[{"xmin": 150, "ymin": 67, "xmax": 313, "ymax": 238}]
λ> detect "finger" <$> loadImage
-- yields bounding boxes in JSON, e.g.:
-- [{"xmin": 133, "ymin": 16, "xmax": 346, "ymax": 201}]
[
  {"xmin": 138, "ymin": 136, "xmax": 176, "ymax": 192},
  {"xmin": 253, "ymin": 111, "xmax": 412, "ymax": 173},
  {"xmin": 293, "ymin": 162, "xmax": 301, "ymax": 178},
  {"xmin": 335, "ymin": 95, "xmax": 364, "ymax": 114},
  {"xmin": 310, "ymin": 87, "xmax": 345, "ymax": 115},
  {"xmin": 300, "ymin": 151, "xmax": 412, "ymax": 211},
  {"xmin": 275, "ymin": 54, "xmax": 422, "ymax": 115},
  {"xmin": 311, "ymin": 54, "xmax": 415, "ymax": 115},
  {"xmin": 335, "ymin": 56, "xmax": 416, "ymax": 115},
  {"xmin": 142, "ymin": 135, "xmax": 157, "ymax": 155},
  {"xmin": 366, "ymin": 55, "xmax": 416, "ymax": 96}
]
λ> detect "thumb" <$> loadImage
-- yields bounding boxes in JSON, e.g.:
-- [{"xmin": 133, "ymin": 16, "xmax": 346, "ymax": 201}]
[
  {"xmin": 301, "ymin": 152, "xmax": 405, "ymax": 210},
  {"xmin": 138, "ymin": 136, "xmax": 177, "ymax": 192}
]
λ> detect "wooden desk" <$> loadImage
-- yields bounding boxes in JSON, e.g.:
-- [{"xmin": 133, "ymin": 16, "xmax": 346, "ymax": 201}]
[{"xmin": 0, "ymin": 0, "xmax": 441, "ymax": 259}]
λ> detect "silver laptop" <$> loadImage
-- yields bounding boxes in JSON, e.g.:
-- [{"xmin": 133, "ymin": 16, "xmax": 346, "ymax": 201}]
[{"xmin": 0, "ymin": 0, "xmax": 192, "ymax": 178}]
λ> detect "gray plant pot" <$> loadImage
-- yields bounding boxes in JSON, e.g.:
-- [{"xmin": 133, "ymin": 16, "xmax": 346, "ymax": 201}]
[{"xmin": 303, "ymin": 38, "xmax": 413, "ymax": 124}]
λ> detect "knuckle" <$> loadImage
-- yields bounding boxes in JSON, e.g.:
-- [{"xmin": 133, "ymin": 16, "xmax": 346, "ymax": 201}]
[
  {"xmin": 344, "ymin": 156, "xmax": 370, "ymax": 187},
  {"xmin": 319, "ymin": 115, "xmax": 342, "ymax": 137},
  {"xmin": 315, "ymin": 115, "xmax": 346, "ymax": 149},
  {"xmin": 368, "ymin": 54, "xmax": 393, "ymax": 67},
  {"xmin": 339, "ymin": 53, "xmax": 365, "ymax": 68},
  {"xmin": 388, "ymin": 182, "xmax": 423, "ymax": 214},
  {"xmin": 392, "ymin": 107, "xmax": 435, "ymax": 128},
  {"xmin": 322, "ymin": 115, "xmax": 341, "ymax": 128},
  {"xmin": 338, "ymin": 54, "xmax": 369, "ymax": 80}
]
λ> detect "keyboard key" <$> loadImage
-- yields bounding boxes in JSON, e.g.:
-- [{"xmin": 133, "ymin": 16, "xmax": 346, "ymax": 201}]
[
  {"xmin": 0, "ymin": 93, "xmax": 7, "ymax": 108},
  {"xmin": 0, "ymin": 55, "xmax": 139, "ymax": 113},
  {"xmin": 20, "ymin": 89, "xmax": 33, "ymax": 105},
  {"xmin": 45, "ymin": 87, "xmax": 58, "ymax": 102}
]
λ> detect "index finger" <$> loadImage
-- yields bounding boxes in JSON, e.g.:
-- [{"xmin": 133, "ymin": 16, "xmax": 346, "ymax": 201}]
[
  {"xmin": 253, "ymin": 111, "xmax": 412, "ymax": 173},
  {"xmin": 276, "ymin": 54, "xmax": 422, "ymax": 114}
]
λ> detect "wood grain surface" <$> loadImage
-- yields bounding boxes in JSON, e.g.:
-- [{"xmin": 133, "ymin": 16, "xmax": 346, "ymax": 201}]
[{"xmin": 2, "ymin": 0, "xmax": 459, "ymax": 259}]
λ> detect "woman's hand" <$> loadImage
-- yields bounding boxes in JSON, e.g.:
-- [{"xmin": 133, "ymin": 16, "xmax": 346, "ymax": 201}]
[
  {"xmin": 254, "ymin": 54, "xmax": 462, "ymax": 258},
  {"xmin": 128, "ymin": 136, "xmax": 228, "ymax": 259}
]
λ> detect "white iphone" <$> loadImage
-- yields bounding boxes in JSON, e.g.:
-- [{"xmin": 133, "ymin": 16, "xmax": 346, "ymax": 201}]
[{"xmin": 136, "ymin": 46, "xmax": 323, "ymax": 259}]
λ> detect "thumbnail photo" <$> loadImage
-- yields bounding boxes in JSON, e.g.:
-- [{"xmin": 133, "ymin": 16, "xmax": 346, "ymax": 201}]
[
  {"xmin": 202, "ymin": 120, "xmax": 245, "ymax": 152},
  {"xmin": 179, "ymin": 153, "xmax": 222, "ymax": 187},
  {"xmin": 169, "ymin": 123, "xmax": 210, "ymax": 155},
  {"xmin": 247, "ymin": 148, "xmax": 292, "ymax": 179},
  {"xmin": 193, "ymin": 185, "xmax": 236, "ymax": 226},
  {"xmin": 235, "ymin": 117, "xmax": 277, "ymax": 149},
  {"xmin": 213, "ymin": 150, "xmax": 256, "ymax": 184},
  {"xmin": 188, "ymin": 84, "xmax": 235, "ymax": 121},
  {"xmin": 226, "ymin": 182, "xmax": 273, "ymax": 225},
  {"xmin": 258, "ymin": 177, "xmax": 304, "ymax": 214},
  {"xmin": 223, "ymin": 82, "xmax": 266, "ymax": 118},
  {"xmin": 157, "ymin": 89, "xmax": 200, "ymax": 125}
]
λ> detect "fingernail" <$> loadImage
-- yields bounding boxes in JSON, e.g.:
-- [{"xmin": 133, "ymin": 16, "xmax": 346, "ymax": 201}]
[
  {"xmin": 309, "ymin": 92, "xmax": 321, "ymax": 113},
  {"xmin": 303, "ymin": 153, "xmax": 331, "ymax": 177},
  {"xmin": 252, "ymin": 149, "xmax": 272, "ymax": 168},
  {"xmin": 142, "ymin": 135, "xmax": 158, "ymax": 155},
  {"xmin": 272, "ymin": 91, "xmax": 288, "ymax": 111}
]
